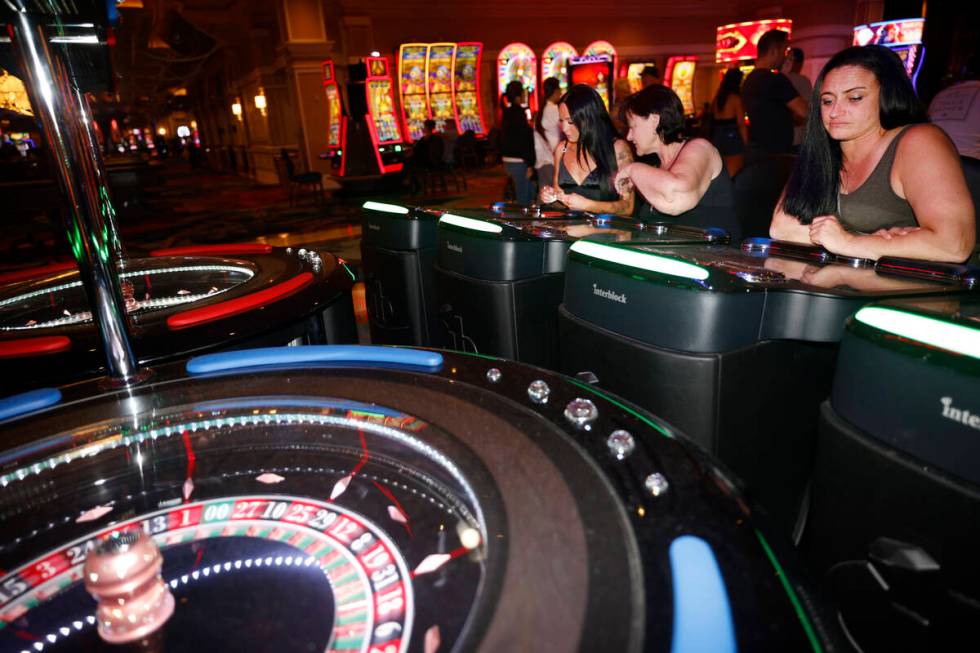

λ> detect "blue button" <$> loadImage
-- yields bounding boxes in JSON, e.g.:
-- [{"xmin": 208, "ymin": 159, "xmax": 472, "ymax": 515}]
[
  {"xmin": 187, "ymin": 345, "xmax": 444, "ymax": 375},
  {"xmin": 0, "ymin": 387, "xmax": 62, "ymax": 422},
  {"xmin": 669, "ymin": 535, "xmax": 736, "ymax": 653}
]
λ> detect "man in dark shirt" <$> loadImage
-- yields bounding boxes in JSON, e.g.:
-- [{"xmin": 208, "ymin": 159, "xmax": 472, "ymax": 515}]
[{"xmin": 742, "ymin": 29, "xmax": 808, "ymax": 158}]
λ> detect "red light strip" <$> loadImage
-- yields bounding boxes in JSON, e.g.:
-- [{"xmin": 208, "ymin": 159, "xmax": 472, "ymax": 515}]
[
  {"xmin": 0, "ymin": 262, "xmax": 75, "ymax": 286},
  {"xmin": 166, "ymin": 272, "xmax": 314, "ymax": 330},
  {"xmin": 339, "ymin": 115, "xmax": 349, "ymax": 177},
  {"xmin": 0, "ymin": 336, "xmax": 72, "ymax": 358},
  {"xmin": 150, "ymin": 244, "xmax": 272, "ymax": 257}
]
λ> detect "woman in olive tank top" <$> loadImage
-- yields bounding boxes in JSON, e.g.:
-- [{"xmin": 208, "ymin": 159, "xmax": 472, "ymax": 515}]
[{"xmin": 771, "ymin": 45, "xmax": 974, "ymax": 262}]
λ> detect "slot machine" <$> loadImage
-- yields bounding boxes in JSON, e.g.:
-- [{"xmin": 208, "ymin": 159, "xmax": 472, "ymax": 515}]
[
  {"xmin": 497, "ymin": 43, "xmax": 537, "ymax": 112},
  {"xmin": 321, "ymin": 60, "xmax": 344, "ymax": 164},
  {"xmin": 583, "ymin": 40, "xmax": 618, "ymax": 74},
  {"xmin": 452, "ymin": 42, "xmax": 487, "ymax": 137},
  {"xmin": 853, "ymin": 18, "xmax": 926, "ymax": 88},
  {"xmin": 426, "ymin": 43, "xmax": 456, "ymax": 132},
  {"xmin": 568, "ymin": 54, "xmax": 615, "ymax": 109},
  {"xmin": 665, "ymin": 56, "xmax": 698, "ymax": 116},
  {"xmin": 716, "ymin": 18, "xmax": 792, "ymax": 78},
  {"xmin": 340, "ymin": 57, "xmax": 405, "ymax": 177},
  {"xmin": 626, "ymin": 61, "xmax": 657, "ymax": 93},
  {"xmin": 398, "ymin": 43, "xmax": 430, "ymax": 142},
  {"xmin": 540, "ymin": 42, "xmax": 578, "ymax": 93}
]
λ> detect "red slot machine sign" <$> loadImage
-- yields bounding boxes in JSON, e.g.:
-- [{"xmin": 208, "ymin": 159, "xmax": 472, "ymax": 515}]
[{"xmin": 716, "ymin": 19, "xmax": 793, "ymax": 62}]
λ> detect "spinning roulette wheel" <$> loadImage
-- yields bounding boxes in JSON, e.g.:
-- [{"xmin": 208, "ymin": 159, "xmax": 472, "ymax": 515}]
[{"xmin": 0, "ymin": 346, "xmax": 842, "ymax": 652}]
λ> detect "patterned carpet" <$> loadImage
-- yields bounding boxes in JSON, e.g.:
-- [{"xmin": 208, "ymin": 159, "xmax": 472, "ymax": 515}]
[{"xmin": 0, "ymin": 159, "xmax": 510, "ymax": 276}]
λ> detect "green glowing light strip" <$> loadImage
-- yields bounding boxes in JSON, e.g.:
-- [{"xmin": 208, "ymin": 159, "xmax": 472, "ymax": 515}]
[
  {"xmin": 439, "ymin": 214, "xmax": 503, "ymax": 234},
  {"xmin": 362, "ymin": 201, "xmax": 408, "ymax": 214},
  {"xmin": 569, "ymin": 240, "xmax": 709, "ymax": 281},
  {"xmin": 754, "ymin": 530, "xmax": 823, "ymax": 653},
  {"xmin": 855, "ymin": 306, "xmax": 980, "ymax": 360}
]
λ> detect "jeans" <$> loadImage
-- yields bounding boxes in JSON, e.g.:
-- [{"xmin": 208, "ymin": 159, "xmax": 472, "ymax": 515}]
[{"xmin": 504, "ymin": 161, "xmax": 534, "ymax": 205}]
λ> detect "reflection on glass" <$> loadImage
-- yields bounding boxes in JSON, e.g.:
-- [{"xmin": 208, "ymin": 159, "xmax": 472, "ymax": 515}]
[{"xmin": 0, "ymin": 264, "xmax": 254, "ymax": 330}]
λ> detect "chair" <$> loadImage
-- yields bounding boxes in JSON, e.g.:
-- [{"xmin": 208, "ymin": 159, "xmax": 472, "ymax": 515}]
[
  {"xmin": 733, "ymin": 154, "xmax": 797, "ymax": 238},
  {"xmin": 960, "ymin": 155, "xmax": 980, "ymax": 265},
  {"xmin": 280, "ymin": 148, "xmax": 324, "ymax": 206},
  {"xmin": 456, "ymin": 132, "xmax": 480, "ymax": 169}
]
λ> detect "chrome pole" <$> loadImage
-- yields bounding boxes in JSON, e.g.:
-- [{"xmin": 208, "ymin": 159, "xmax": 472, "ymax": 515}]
[{"xmin": 10, "ymin": 12, "xmax": 143, "ymax": 384}]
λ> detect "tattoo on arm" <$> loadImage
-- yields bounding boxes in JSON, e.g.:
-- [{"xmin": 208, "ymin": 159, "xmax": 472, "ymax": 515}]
[{"xmin": 615, "ymin": 144, "xmax": 634, "ymax": 167}]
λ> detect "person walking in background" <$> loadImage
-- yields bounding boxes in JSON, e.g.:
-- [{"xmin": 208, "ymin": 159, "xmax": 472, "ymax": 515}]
[
  {"xmin": 610, "ymin": 77, "xmax": 634, "ymax": 136},
  {"xmin": 742, "ymin": 29, "xmax": 808, "ymax": 158},
  {"xmin": 710, "ymin": 68, "xmax": 750, "ymax": 177},
  {"xmin": 783, "ymin": 47, "xmax": 814, "ymax": 151},
  {"xmin": 640, "ymin": 65, "xmax": 662, "ymax": 88},
  {"xmin": 539, "ymin": 77, "xmax": 562, "ymax": 149},
  {"xmin": 500, "ymin": 80, "xmax": 536, "ymax": 205},
  {"xmin": 534, "ymin": 77, "xmax": 563, "ymax": 192}
]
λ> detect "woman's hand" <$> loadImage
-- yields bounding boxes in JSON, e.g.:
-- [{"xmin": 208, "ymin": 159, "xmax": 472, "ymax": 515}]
[
  {"xmin": 808, "ymin": 215, "xmax": 854, "ymax": 253},
  {"xmin": 556, "ymin": 190, "xmax": 590, "ymax": 211},
  {"xmin": 539, "ymin": 185, "xmax": 559, "ymax": 204}
]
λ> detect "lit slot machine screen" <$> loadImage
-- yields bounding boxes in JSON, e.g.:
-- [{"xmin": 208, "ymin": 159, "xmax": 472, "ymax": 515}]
[
  {"xmin": 453, "ymin": 42, "xmax": 486, "ymax": 135},
  {"xmin": 627, "ymin": 62, "xmax": 655, "ymax": 94},
  {"xmin": 325, "ymin": 85, "xmax": 342, "ymax": 149},
  {"xmin": 427, "ymin": 43, "xmax": 456, "ymax": 131},
  {"xmin": 399, "ymin": 44, "xmax": 430, "ymax": 141},
  {"xmin": 568, "ymin": 55, "xmax": 614, "ymax": 109},
  {"xmin": 853, "ymin": 18, "xmax": 924, "ymax": 80},
  {"xmin": 541, "ymin": 41, "xmax": 578, "ymax": 92},
  {"xmin": 666, "ymin": 58, "xmax": 697, "ymax": 116},
  {"xmin": 368, "ymin": 79, "xmax": 402, "ymax": 144},
  {"xmin": 497, "ymin": 42, "xmax": 537, "ymax": 111}
]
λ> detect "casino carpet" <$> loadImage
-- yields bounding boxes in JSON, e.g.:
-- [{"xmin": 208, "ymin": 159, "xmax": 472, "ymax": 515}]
[{"xmin": 0, "ymin": 158, "xmax": 510, "ymax": 274}]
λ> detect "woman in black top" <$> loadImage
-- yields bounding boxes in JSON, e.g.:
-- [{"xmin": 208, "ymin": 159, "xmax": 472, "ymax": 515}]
[
  {"xmin": 539, "ymin": 84, "xmax": 633, "ymax": 215},
  {"xmin": 710, "ymin": 68, "xmax": 749, "ymax": 177},
  {"xmin": 499, "ymin": 80, "xmax": 536, "ymax": 205},
  {"xmin": 614, "ymin": 84, "xmax": 740, "ymax": 239}
]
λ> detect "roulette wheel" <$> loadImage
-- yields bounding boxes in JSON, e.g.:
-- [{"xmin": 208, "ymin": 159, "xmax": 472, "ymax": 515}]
[{"xmin": 0, "ymin": 344, "xmax": 843, "ymax": 652}]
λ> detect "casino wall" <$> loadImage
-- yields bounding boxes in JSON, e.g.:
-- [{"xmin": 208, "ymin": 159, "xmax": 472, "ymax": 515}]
[{"xmin": 120, "ymin": 0, "xmax": 949, "ymax": 184}]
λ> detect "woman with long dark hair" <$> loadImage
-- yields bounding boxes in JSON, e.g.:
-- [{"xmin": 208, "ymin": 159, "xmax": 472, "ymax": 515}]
[
  {"xmin": 539, "ymin": 84, "xmax": 633, "ymax": 215},
  {"xmin": 771, "ymin": 45, "xmax": 975, "ymax": 262},
  {"xmin": 710, "ymin": 68, "xmax": 749, "ymax": 177},
  {"xmin": 613, "ymin": 84, "xmax": 740, "ymax": 238}
]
